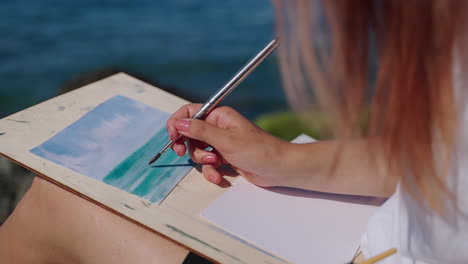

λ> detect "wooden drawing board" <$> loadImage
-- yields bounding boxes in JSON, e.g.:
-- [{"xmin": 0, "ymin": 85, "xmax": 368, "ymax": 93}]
[{"xmin": 0, "ymin": 73, "xmax": 287, "ymax": 264}]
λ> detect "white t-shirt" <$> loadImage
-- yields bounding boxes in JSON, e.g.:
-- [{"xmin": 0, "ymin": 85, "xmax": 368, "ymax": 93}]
[{"xmin": 361, "ymin": 91, "xmax": 468, "ymax": 263}]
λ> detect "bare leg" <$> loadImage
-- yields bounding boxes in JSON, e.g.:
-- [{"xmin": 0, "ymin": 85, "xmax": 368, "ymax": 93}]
[{"xmin": 0, "ymin": 177, "xmax": 189, "ymax": 264}]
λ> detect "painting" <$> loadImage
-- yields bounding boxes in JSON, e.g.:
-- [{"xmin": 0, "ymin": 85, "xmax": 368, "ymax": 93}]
[{"xmin": 30, "ymin": 95, "xmax": 193, "ymax": 204}]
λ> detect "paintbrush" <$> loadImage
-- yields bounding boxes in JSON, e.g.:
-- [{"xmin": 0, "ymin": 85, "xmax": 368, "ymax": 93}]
[{"xmin": 148, "ymin": 37, "xmax": 280, "ymax": 165}]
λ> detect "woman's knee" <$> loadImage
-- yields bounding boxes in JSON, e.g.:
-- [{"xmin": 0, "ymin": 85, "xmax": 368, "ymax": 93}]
[
  {"xmin": 0, "ymin": 177, "xmax": 78, "ymax": 263},
  {"xmin": 1, "ymin": 177, "xmax": 189, "ymax": 263}
]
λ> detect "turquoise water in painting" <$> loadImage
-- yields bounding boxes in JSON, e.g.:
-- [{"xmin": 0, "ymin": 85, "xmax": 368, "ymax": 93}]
[
  {"xmin": 103, "ymin": 128, "xmax": 193, "ymax": 204},
  {"xmin": 31, "ymin": 95, "xmax": 193, "ymax": 205}
]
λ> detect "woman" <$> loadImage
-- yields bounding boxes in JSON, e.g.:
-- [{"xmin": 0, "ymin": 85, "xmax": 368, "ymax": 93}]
[{"xmin": 1, "ymin": 1, "xmax": 467, "ymax": 263}]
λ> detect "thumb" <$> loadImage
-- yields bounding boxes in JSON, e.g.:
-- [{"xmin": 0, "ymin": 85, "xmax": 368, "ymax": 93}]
[{"xmin": 175, "ymin": 118, "xmax": 229, "ymax": 148}]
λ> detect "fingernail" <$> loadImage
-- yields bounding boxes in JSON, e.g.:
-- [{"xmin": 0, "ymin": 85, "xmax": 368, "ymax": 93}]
[
  {"xmin": 174, "ymin": 145, "xmax": 184, "ymax": 156},
  {"xmin": 202, "ymin": 155, "xmax": 216, "ymax": 163},
  {"xmin": 209, "ymin": 174, "xmax": 218, "ymax": 183},
  {"xmin": 175, "ymin": 119, "xmax": 190, "ymax": 132}
]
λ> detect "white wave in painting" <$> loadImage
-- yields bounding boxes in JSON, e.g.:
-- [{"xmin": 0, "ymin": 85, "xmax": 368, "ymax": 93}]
[{"xmin": 31, "ymin": 95, "xmax": 171, "ymax": 180}]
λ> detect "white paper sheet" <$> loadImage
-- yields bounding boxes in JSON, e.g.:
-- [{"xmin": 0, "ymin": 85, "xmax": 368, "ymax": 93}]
[{"xmin": 202, "ymin": 135, "xmax": 382, "ymax": 264}]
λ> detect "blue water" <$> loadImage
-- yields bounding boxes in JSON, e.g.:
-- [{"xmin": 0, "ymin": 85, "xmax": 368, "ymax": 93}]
[
  {"xmin": 30, "ymin": 94, "xmax": 194, "ymax": 204},
  {"xmin": 103, "ymin": 128, "xmax": 193, "ymax": 204},
  {"xmin": 0, "ymin": 0, "xmax": 287, "ymax": 119}
]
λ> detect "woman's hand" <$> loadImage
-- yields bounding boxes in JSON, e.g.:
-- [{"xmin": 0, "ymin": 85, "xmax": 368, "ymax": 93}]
[
  {"xmin": 166, "ymin": 104, "xmax": 396, "ymax": 197},
  {"xmin": 166, "ymin": 104, "xmax": 290, "ymax": 186}
]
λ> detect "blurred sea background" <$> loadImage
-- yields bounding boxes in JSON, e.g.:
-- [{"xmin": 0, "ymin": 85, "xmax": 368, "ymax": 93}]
[
  {"xmin": 0, "ymin": 0, "xmax": 286, "ymax": 119},
  {"xmin": 0, "ymin": 0, "xmax": 288, "ymax": 223}
]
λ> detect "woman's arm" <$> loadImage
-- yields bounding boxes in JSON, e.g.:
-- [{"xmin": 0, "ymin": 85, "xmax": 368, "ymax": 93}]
[
  {"xmin": 279, "ymin": 139, "xmax": 397, "ymax": 197},
  {"xmin": 167, "ymin": 104, "xmax": 397, "ymax": 198}
]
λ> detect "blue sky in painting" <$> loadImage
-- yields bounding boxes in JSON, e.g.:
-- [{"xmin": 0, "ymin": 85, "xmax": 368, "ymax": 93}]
[{"xmin": 31, "ymin": 95, "xmax": 169, "ymax": 179}]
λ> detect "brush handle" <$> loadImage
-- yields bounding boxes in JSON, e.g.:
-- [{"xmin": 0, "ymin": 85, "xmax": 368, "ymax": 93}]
[{"xmin": 148, "ymin": 38, "xmax": 279, "ymax": 165}]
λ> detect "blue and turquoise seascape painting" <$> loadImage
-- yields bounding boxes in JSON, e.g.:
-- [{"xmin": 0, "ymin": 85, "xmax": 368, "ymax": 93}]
[{"xmin": 30, "ymin": 95, "xmax": 193, "ymax": 204}]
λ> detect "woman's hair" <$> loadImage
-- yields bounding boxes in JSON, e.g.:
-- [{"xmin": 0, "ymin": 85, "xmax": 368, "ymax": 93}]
[{"xmin": 273, "ymin": 0, "xmax": 468, "ymax": 212}]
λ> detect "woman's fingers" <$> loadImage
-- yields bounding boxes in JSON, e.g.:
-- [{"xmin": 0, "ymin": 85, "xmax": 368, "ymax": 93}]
[
  {"xmin": 166, "ymin": 104, "xmax": 203, "ymax": 140},
  {"xmin": 202, "ymin": 164, "xmax": 222, "ymax": 185},
  {"xmin": 188, "ymin": 140, "xmax": 222, "ymax": 166},
  {"xmin": 187, "ymin": 139, "xmax": 211, "ymax": 151},
  {"xmin": 186, "ymin": 140, "xmax": 225, "ymax": 185},
  {"xmin": 171, "ymin": 137, "xmax": 187, "ymax": 156}
]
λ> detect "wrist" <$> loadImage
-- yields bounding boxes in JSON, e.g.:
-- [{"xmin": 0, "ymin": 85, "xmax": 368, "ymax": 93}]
[
  {"xmin": 273, "ymin": 141, "xmax": 320, "ymax": 189},
  {"xmin": 267, "ymin": 139, "xmax": 303, "ymax": 187}
]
